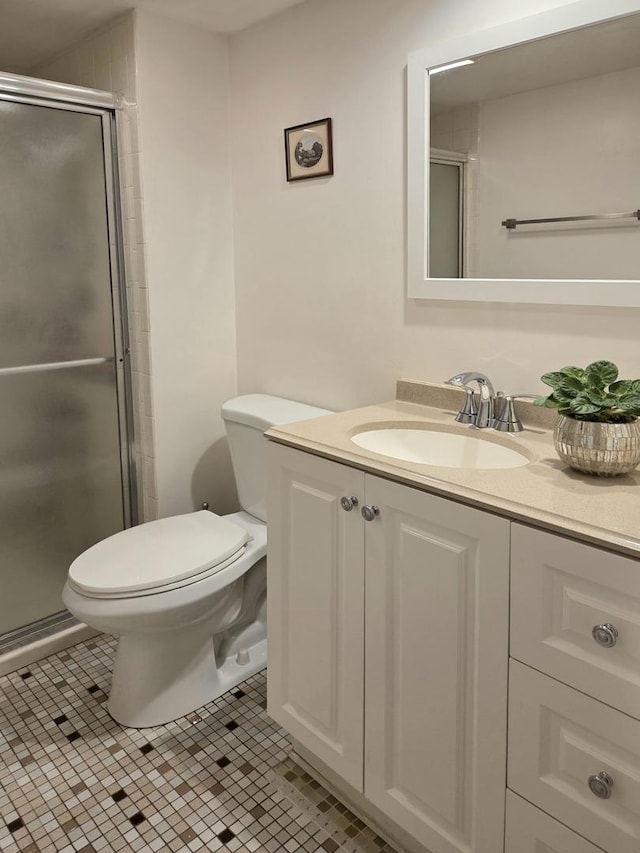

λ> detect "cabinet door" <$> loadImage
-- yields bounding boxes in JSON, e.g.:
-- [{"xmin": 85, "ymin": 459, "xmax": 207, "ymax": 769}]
[
  {"xmin": 266, "ymin": 443, "xmax": 365, "ymax": 791},
  {"xmin": 363, "ymin": 475, "xmax": 510, "ymax": 853}
]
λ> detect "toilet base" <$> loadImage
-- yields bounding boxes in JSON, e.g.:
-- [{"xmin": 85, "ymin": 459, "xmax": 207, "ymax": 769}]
[
  {"xmin": 215, "ymin": 637, "xmax": 267, "ymax": 698},
  {"xmin": 107, "ymin": 627, "xmax": 267, "ymax": 728}
]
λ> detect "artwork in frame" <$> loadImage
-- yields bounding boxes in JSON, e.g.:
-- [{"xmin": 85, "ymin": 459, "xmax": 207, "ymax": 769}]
[{"xmin": 284, "ymin": 117, "xmax": 333, "ymax": 182}]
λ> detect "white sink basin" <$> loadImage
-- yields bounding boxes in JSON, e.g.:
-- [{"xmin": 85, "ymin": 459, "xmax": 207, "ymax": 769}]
[{"xmin": 350, "ymin": 427, "xmax": 530, "ymax": 469}]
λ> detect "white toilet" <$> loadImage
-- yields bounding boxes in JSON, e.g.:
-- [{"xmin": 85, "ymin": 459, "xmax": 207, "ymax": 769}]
[{"xmin": 62, "ymin": 394, "xmax": 330, "ymax": 728}]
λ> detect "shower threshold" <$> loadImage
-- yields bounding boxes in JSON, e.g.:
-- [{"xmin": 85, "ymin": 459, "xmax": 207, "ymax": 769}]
[{"xmin": 0, "ymin": 611, "xmax": 98, "ymax": 676}]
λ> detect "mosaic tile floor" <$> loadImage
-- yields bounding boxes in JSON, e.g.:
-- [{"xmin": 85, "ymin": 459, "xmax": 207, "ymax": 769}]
[{"xmin": 0, "ymin": 635, "xmax": 398, "ymax": 853}]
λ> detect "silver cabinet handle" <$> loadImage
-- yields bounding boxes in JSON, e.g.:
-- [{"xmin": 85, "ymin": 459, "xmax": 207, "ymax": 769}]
[
  {"xmin": 592, "ymin": 623, "xmax": 618, "ymax": 648},
  {"xmin": 588, "ymin": 771, "xmax": 614, "ymax": 799},
  {"xmin": 361, "ymin": 505, "xmax": 380, "ymax": 522},
  {"xmin": 340, "ymin": 496, "xmax": 359, "ymax": 512}
]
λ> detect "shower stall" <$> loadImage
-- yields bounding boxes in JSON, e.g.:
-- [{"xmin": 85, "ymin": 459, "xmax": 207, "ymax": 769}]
[
  {"xmin": 429, "ymin": 150, "xmax": 466, "ymax": 278},
  {"xmin": 0, "ymin": 75, "xmax": 136, "ymax": 649}
]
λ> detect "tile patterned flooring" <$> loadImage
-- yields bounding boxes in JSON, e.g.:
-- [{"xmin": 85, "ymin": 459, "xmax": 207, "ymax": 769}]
[{"xmin": 0, "ymin": 635, "xmax": 398, "ymax": 853}]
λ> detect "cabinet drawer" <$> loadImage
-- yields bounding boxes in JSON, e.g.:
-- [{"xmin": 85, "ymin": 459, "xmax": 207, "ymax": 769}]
[
  {"xmin": 505, "ymin": 790, "xmax": 604, "ymax": 853},
  {"xmin": 511, "ymin": 524, "xmax": 640, "ymax": 720},
  {"xmin": 508, "ymin": 660, "xmax": 640, "ymax": 853}
]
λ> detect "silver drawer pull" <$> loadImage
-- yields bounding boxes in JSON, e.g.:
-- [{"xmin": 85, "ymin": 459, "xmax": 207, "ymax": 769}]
[
  {"xmin": 340, "ymin": 496, "xmax": 359, "ymax": 512},
  {"xmin": 361, "ymin": 505, "xmax": 380, "ymax": 522},
  {"xmin": 592, "ymin": 623, "xmax": 618, "ymax": 648},
  {"xmin": 588, "ymin": 771, "xmax": 614, "ymax": 799}
]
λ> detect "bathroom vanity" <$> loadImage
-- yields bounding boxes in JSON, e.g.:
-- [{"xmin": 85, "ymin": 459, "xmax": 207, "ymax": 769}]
[{"xmin": 265, "ymin": 381, "xmax": 640, "ymax": 853}]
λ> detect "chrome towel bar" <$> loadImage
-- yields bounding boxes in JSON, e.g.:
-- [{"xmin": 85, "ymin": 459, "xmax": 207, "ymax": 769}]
[{"xmin": 502, "ymin": 209, "xmax": 640, "ymax": 230}]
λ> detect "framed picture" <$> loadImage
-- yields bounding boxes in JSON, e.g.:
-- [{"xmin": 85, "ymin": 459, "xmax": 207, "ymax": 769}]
[{"xmin": 284, "ymin": 117, "xmax": 333, "ymax": 182}]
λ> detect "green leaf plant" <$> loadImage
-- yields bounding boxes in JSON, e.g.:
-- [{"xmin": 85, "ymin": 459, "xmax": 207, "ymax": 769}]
[{"xmin": 534, "ymin": 360, "xmax": 640, "ymax": 423}]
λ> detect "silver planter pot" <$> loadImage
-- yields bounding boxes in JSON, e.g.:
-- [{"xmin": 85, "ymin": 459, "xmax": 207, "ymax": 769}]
[{"xmin": 553, "ymin": 415, "xmax": 640, "ymax": 476}]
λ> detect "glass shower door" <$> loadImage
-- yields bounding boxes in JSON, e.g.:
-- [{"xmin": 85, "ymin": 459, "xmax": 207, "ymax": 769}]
[
  {"xmin": 429, "ymin": 159, "xmax": 464, "ymax": 278},
  {"xmin": 0, "ymin": 97, "xmax": 132, "ymax": 635}
]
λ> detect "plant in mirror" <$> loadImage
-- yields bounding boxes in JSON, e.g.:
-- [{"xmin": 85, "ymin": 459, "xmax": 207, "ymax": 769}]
[{"xmin": 407, "ymin": 0, "xmax": 640, "ymax": 305}]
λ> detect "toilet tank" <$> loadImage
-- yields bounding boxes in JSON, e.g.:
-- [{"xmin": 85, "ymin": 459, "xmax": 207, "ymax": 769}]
[{"xmin": 221, "ymin": 394, "xmax": 332, "ymax": 523}]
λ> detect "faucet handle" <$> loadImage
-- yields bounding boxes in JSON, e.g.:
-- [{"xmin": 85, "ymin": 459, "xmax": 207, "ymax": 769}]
[
  {"xmin": 454, "ymin": 388, "xmax": 478, "ymax": 424},
  {"xmin": 493, "ymin": 394, "xmax": 538, "ymax": 433}
]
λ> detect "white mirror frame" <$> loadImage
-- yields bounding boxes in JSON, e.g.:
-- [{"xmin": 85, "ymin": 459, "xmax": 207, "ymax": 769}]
[{"xmin": 407, "ymin": 0, "xmax": 640, "ymax": 306}]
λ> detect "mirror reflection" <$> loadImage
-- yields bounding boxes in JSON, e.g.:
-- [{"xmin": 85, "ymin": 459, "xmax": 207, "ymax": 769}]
[{"xmin": 428, "ymin": 13, "xmax": 640, "ymax": 280}]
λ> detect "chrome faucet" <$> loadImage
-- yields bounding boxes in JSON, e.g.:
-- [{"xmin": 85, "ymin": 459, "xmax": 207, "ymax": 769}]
[{"xmin": 445, "ymin": 372, "xmax": 498, "ymax": 429}]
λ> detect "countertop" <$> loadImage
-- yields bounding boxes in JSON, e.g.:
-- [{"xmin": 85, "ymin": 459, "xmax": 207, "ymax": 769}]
[{"xmin": 266, "ymin": 380, "xmax": 640, "ymax": 559}]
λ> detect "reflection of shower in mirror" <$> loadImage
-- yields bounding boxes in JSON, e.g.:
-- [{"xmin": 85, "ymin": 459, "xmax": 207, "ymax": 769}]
[{"xmin": 429, "ymin": 151, "xmax": 465, "ymax": 278}]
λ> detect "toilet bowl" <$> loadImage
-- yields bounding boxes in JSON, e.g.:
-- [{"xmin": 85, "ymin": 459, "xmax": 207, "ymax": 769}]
[{"xmin": 62, "ymin": 394, "xmax": 331, "ymax": 728}]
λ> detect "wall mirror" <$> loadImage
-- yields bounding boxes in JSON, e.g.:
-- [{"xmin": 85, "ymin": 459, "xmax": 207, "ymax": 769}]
[{"xmin": 407, "ymin": 0, "xmax": 640, "ymax": 305}]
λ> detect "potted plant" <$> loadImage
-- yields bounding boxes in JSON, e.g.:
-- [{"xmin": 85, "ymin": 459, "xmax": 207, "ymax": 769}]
[{"xmin": 535, "ymin": 360, "xmax": 640, "ymax": 476}]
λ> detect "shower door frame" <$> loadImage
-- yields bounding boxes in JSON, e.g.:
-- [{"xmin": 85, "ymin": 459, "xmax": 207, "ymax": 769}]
[
  {"xmin": 0, "ymin": 77, "xmax": 138, "ymax": 550},
  {"xmin": 429, "ymin": 148, "xmax": 467, "ymax": 279}
]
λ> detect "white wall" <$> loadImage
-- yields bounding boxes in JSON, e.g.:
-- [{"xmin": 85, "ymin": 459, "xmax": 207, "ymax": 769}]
[
  {"xmin": 136, "ymin": 11, "xmax": 238, "ymax": 518},
  {"xmin": 230, "ymin": 0, "xmax": 640, "ymax": 410},
  {"xmin": 476, "ymin": 65, "xmax": 640, "ymax": 279}
]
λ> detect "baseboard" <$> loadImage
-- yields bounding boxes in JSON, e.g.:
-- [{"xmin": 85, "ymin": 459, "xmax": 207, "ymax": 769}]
[{"xmin": 0, "ymin": 623, "xmax": 100, "ymax": 677}]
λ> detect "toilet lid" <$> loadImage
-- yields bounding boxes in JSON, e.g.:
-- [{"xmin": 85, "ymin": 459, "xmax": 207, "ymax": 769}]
[{"xmin": 68, "ymin": 511, "xmax": 250, "ymax": 596}]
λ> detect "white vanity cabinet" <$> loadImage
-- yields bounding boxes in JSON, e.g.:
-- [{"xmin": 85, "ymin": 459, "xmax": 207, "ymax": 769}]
[{"xmin": 267, "ymin": 442, "xmax": 510, "ymax": 853}]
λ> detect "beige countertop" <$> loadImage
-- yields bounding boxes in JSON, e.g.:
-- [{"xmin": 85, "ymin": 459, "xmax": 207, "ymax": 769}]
[{"xmin": 266, "ymin": 380, "xmax": 640, "ymax": 559}]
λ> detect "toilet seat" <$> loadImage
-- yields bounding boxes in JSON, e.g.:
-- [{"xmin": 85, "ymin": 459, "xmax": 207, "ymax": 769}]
[{"xmin": 68, "ymin": 511, "xmax": 251, "ymax": 599}]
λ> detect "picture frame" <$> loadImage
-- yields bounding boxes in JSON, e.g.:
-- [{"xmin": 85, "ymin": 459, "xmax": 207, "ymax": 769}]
[{"xmin": 284, "ymin": 117, "xmax": 333, "ymax": 182}]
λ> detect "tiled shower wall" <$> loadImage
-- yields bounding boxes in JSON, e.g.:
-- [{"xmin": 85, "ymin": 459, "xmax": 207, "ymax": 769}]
[{"xmin": 32, "ymin": 13, "xmax": 157, "ymax": 522}]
